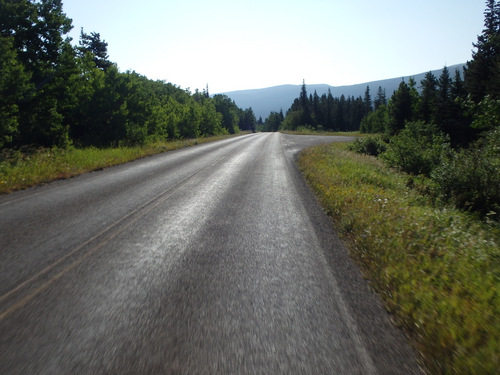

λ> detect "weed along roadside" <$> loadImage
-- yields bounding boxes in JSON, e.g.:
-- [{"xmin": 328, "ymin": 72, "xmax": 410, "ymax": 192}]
[{"xmin": 298, "ymin": 142, "xmax": 499, "ymax": 374}]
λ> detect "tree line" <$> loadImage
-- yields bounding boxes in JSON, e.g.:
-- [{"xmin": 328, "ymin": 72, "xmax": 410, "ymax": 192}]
[
  {"xmin": 258, "ymin": 83, "xmax": 383, "ymax": 133},
  {"xmin": 349, "ymin": 0, "xmax": 500, "ymax": 219},
  {"xmin": 0, "ymin": 0, "xmax": 256, "ymax": 150},
  {"xmin": 264, "ymin": 0, "xmax": 499, "ymax": 149},
  {"xmin": 265, "ymin": 67, "xmax": 472, "ymax": 144}
]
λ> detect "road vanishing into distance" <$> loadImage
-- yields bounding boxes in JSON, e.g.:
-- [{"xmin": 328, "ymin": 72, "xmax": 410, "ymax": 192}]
[{"xmin": 0, "ymin": 133, "xmax": 421, "ymax": 374}]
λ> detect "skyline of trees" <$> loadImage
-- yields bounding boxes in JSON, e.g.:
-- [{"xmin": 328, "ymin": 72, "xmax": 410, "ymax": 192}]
[
  {"xmin": 0, "ymin": 0, "xmax": 255, "ymax": 150},
  {"xmin": 1, "ymin": 0, "xmax": 498, "ymax": 150},
  {"xmin": 272, "ymin": 62, "xmax": 483, "ymax": 148}
]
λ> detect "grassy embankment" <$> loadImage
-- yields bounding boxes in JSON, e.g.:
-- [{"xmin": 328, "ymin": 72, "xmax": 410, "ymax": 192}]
[
  {"xmin": 0, "ymin": 133, "xmax": 245, "ymax": 194},
  {"xmin": 298, "ymin": 142, "xmax": 499, "ymax": 374}
]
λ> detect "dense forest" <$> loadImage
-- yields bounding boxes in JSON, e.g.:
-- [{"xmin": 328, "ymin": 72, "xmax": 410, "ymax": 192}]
[
  {"xmin": 0, "ymin": 0, "xmax": 256, "ymax": 150},
  {"xmin": 259, "ymin": 82, "xmax": 379, "ymax": 133}
]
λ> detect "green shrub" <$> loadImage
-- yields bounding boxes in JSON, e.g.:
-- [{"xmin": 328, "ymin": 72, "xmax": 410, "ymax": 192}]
[
  {"xmin": 348, "ymin": 135, "xmax": 388, "ymax": 156},
  {"xmin": 359, "ymin": 104, "xmax": 389, "ymax": 133},
  {"xmin": 432, "ymin": 128, "xmax": 500, "ymax": 219},
  {"xmin": 381, "ymin": 121, "xmax": 451, "ymax": 176}
]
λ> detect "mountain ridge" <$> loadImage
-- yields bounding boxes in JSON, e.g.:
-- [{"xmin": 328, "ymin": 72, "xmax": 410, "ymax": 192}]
[{"xmin": 220, "ymin": 63, "xmax": 466, "ymax": 120}]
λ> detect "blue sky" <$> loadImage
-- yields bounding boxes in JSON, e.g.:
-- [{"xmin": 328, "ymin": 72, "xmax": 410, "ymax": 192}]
[{"xmin": 62, "ymin": 0, "xmax": 486, "ymax": 93}]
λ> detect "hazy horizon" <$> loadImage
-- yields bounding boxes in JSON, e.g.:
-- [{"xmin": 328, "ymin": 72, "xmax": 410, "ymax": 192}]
[{"xmin": 63, "ymin": 0, "xmax": 484, "ymax": 93}]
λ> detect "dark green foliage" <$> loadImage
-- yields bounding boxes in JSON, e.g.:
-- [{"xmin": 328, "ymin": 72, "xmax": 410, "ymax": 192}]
[
  {"xmin": 78, "ymin": 28, "xmax": 112, "ymax": 71},
  {"xmin": 0, "ymin": 35, "xmax": 32, "ymax": 148},
  {"xmin": 418, "ymin": 72, "xmax": 439, "ymax": 124},
  {"xmin": 298, "ymin": 80, "xmax": 312, "ymax": 126},
  {"xmin": 363, "ymin": 86, "xmax": 372, "ymax": 113},
  {"xmin": 347, "ymin": 135, "xmax": 387, "ymax": 156},
  {"xmin": 0, "ymin": 0, "xmax": 248, "ymax": 150},
  {"xmin": 464, "ymin": 94, "xmax": 500, "ymax": 131},
  {"xmin": 465, "ymin": 0, "xmax": 500, "ymax": 101},
  {"xmin": 436, "ymin": 66, "xmax": 455, "ymax": 134},
  {"xmin": 387, "ymin": 80, "xmax": 415, "ymax": 135},
  {"xmin": 1, "ymin": 0, "xmax": 72, "ymax": 84},
  {"xmin": 359, "ymin": 68, "xmax": 470, "ymax": 139},
  {"xmin": 373, "ymin": 86, "xmax": 387, "ymax": 110},
  {"xmin": 259, "ymin": 111, "xmax": 283, "ymax": 132},
  {"xmin": 381, "ymin": 121, "xmax": 451, "ymax": 176},
  {"xmin": 360, "ymin": 104, "xmax": 388, "ymax": 133},
  {"xmin": 238, "ymin": 107, "xmax": 256, "ymax": 132},
  {"xmin": 432, "ymin": 128, "xmax": 500, "ymax": 218},
  {"xmin": 213, "ymin": 94, "xmax": 241, "ymax": 134},
  {"xmin": 282, "ymin": 83, "xmax": 368, "ymax": 132},
  {"xmin": 1, "ymin": 0, "xmax": 74, "ymax": 147}
]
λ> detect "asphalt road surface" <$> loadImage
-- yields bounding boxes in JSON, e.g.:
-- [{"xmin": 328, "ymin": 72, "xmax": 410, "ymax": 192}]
[{"xmin": 0, "ymin": 133, "xmax": 422, "ymax": 374}]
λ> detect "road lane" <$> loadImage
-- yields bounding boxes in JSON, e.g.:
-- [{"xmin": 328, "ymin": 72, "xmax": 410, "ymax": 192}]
[{"xmin": 0, "ymin": 133, "xmax": 421, "ymax": 374}]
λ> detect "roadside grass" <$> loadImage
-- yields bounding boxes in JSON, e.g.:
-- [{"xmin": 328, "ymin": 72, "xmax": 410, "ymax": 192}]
[
  {"xmin": 0, "ymin": 133, "xmax": 245, "ymax": 194},
  {"xmin": 298, "ymin": 142, "xmax": 499, "ymax": 374}
]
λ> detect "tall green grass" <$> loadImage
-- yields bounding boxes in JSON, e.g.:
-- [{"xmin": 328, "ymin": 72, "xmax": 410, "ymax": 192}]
[
  {"xmin": 0, "ymin": 134, "xmax": 241, "ymax": 194},
  {"xmin": 298, "ymin": 142, "xmax": 499, "ymax": 374}
]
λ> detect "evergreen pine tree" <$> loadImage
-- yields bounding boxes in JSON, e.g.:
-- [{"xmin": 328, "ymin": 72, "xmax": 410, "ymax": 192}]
[
  {"xmin": 312, "ymin": 90, "xmax": 320, "ymax": 126},
  {"xmin": 465, "ymin": 0, "xmax": 500, "ymax": 101},
  {"xmin": 418, "ymin": 71, "xmax": 438, "ymax": 124},
  {"xmin": 299, "ymin": 80, "xmax": 312, "ymax": 126},
  {"xmin": 363, "ymin": 86, "xmax": 372, "ymax": 115},
  {"xmin": 388, "ymin": 80, "xmax": 414, "ymax": 135},
  {"xmin": 436, "ymin": 66, "xmax": 454, "ymax": 133},
  {"xmin": 450, "ymin": 68, "xmax": 474, "ymax": 146},
  {"xmin": 374, "ymin": 86, "xmax": 387, "ymax": 110},
  {"xmin": 325, "ymin": 89, "xmax": 335, "ymax": 130}
]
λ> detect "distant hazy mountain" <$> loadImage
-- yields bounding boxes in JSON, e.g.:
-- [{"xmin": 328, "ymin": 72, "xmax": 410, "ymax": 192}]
[{"xmin": 220, "ymin": 63, "xmax": 465, "ymax": 120}]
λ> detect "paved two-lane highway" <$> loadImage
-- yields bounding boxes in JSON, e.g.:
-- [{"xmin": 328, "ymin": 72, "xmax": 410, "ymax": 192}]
[{"xmin": 0, "ymin": 133, "xmax": 421, "ymax": 374}]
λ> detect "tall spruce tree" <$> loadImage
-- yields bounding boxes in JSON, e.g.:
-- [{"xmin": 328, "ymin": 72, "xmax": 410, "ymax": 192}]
[
  {"xmin": 388, "ymin": 79, "xmax": 414, "ymax": 135},
  {"xmin": 418, "ymin": 71, "xmax": 439, "ymax": 124},
  {"xmin": 465, "ymin": 0, "xmax": 500, "ymax": 101},
  {"xmin": 436, "ymin": 66, "xmax": 454, "ymax": 131},
  {"xmin": 299, "ymin": 80, "xmax": 312, "ymax": 125},
  {"xmin": 363, "ymin": 86, "xmax": 372, "ymax": 114},
  {"xmin": 450, "ymin": 68, "xmax": 474, "ymax": 146},
  {"xmin": 374, "ymin": 86, "xmax": 387, "ymax": 110}
]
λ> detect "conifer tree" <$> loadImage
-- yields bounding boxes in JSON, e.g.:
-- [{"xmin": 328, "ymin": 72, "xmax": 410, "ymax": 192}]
[
  {"xmin": 363, "ymin": 86, "xmax": 372, "ymax": 114},
  {"xmin": 299, "ymin": 80, "xmax": 312, "ymax": 125},
  {"xmin": 436, "ymin": 66, "xmax": 455, "ymax": 133},
  {"xmin": 374, "ymin": 86, "xmax": 387, "ymax": 110},
  {"xmin": 418, "ymin": 72, "xmax": 438, "ymax": 124},
  {"xmin": 465, "ymin": 0, "xmax": 500, "ymax": 101},
  {"xmin": 312, "ymin": 90, "xmax": 320, "ymax": 126},
  {"xmin": 388, "ymin": 80, "xmax": 414, "ymax": 135}
]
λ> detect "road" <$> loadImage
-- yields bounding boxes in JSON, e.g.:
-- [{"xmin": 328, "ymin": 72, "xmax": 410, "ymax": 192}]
[{"xmin": 0, "ymin": 133, "xmax": 421, "ymax": 374}]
